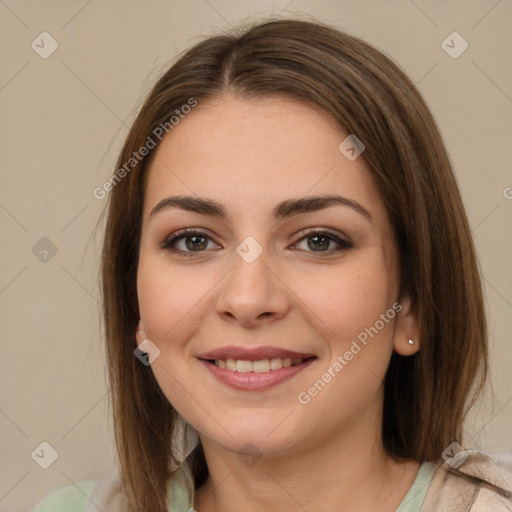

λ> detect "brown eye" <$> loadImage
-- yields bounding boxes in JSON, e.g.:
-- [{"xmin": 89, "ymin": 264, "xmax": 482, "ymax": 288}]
[
  {"xmin": 294, "ymin": 230, "xmax": 353, "ymax": 254},
  {"xmin": 183, "ymin": 235, "xmax": 208, "ymax": 251},
  {"xmin": 160, "ymin": 230, "xmax": 220, "ymax": 253},
  {"xmin": 307, "ymin": 234, "xmax": 331, "ymax": 251}
]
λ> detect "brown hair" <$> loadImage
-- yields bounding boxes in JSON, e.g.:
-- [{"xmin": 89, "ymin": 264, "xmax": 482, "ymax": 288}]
[{"xmin": 100, "ymin": 17, "xmax": 488, "ymax": 511}]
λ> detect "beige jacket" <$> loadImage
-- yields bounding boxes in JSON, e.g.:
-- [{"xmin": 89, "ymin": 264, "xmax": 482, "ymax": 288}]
[{"xmin": 420, "ymin": 450, "xmax": 512, "ymax": 511}]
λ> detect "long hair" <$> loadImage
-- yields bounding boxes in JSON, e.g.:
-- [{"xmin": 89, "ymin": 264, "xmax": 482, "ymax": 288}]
[{"xmin": 100, "ymin": 18, "xmax": 488, "ymax": 511}]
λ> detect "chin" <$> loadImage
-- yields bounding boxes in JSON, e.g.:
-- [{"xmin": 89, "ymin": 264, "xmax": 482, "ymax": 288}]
[{"xmin": 197, "ymin": 412, "xmax": 307, "ymax": 456}]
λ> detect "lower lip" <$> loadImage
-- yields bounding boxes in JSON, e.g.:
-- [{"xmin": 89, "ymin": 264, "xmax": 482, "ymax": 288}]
[{"xmin": 200, "ymin": 358, "xmax": 316, "ymax": 390}]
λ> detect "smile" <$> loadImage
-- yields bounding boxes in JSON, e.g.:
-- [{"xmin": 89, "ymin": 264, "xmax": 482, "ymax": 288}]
[{"xmin": 197, "ymin": 347, "xmax": 317, "ymax": 390}]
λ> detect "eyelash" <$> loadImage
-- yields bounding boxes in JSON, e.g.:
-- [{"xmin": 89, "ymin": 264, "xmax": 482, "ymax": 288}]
[{"xmin": 158, "ymin": 228, "xmax": 353, "ymax": 256}]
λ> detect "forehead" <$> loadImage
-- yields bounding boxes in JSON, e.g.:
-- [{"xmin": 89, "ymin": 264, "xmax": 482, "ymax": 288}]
[{"xmin": 144, "ymin": 94, "xmax": 386, "ymax": 225}]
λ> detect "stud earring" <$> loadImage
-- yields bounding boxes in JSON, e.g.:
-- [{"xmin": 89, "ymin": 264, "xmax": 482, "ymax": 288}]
[{"xmin": 408, "ymin": 339, "xmax": 415, "ymax": 345}]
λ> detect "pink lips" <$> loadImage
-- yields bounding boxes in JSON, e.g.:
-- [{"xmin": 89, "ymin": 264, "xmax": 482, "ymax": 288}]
[{"xmin": 197, "ymin": 346, "xmax": 316, "ymax": 391}]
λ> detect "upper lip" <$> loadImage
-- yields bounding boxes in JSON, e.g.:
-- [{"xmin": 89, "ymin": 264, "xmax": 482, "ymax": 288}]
[{"xmin": 197, "ymin": 346, "xmax": 316, "ymax": 361}]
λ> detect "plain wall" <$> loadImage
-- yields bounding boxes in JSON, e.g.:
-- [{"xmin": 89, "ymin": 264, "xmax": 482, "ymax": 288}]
[{"xmin": 0, "ymin": 1, "xmax": 511, "ymax": 510}]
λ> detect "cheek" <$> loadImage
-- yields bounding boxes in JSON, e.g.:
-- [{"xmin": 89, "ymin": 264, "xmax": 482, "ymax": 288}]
[
  {"xmin": 293, "ymin": 252, "xmax": 395, "ymax": 341},
  {"xmin": 292, "ymin": 259, "xmax": 397, "ymax": 414},
  {"xmin": 136, "ymin": 256, "xmax": 211, "ymax": 418},
  {"xmin": 136, "ymin": 253, "xmax": 216, "ymax": 349}
]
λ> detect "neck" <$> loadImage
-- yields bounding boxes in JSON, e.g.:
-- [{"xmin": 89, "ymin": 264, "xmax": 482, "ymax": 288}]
[{"xmin": 193, "ymin": 401, "xmax": 419, "ymax": 512}]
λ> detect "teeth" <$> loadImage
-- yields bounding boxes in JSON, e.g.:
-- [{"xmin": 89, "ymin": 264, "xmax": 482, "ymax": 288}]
[
  {"xmin": 236, "ymin": 360, "xmax": 253, "ymax": 373},
  {"xmin": 214, "ymin": 357, "xmax": 304, "ymax": 372},
  {"xmin": 253, "ymin": 359, "xmax": 270, "ymax": 373}
]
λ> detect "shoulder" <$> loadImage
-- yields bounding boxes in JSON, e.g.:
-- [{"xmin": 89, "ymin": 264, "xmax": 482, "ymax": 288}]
[
  {"xmin": 32, "ymin": 466, "xmax": 193, "ymax": 511},
  {"xmin": 32, "ymin": 480, "xmax": 96, "ymax": 512},
  {"xmin": 32, "ymin": 468, "xmax": 126, "ymax": 512},
  {"xmin": 421, "ymin": 449, "xmax": 512, "ymax": 511}
]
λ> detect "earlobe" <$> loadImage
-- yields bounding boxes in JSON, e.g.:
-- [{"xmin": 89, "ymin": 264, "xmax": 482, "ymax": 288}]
[
  {"xmin": 393, "ymin": 295, "xmax": 420, "ymax": 355},
  {"xmin": 136, "ymin": 319, "xmax": 146, "ymax": 344}
]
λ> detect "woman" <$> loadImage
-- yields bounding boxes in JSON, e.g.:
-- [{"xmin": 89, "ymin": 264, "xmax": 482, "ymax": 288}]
[{"xmin": 34, "ymin": 18, "xmax": 512, "ymax": 512}]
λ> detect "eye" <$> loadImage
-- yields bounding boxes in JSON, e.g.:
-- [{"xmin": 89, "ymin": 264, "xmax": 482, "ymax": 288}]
[
  {"xmin": 293, "ymin": 229, "xmax": 353, "ymax": 254},
  {"xmin": 159, "ymin": 229, "xmax": 220, "ymax": 254},
  {"xmin": 159, "ymin": 228, "xmax": 353, "ymax": 256}
]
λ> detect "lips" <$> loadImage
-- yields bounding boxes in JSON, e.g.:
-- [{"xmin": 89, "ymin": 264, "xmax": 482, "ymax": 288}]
[{"xmin": 197, "ymin": 346, "xmax": 317, "ymax": 390}]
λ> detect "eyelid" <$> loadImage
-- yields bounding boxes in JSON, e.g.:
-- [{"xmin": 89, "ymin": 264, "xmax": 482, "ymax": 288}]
[{"xmin": 292, "ymin": 226, "xmax": 352, "ymax": 245}]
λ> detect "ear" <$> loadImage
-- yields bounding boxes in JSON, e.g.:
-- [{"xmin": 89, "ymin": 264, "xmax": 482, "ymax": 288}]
[
  {"xmin": 135, "ymin": 319, "xmax": 146, "ymax": 346},
  {"xmin": 393, "ymin": 295, "xmax": 420, "ymax": 356}
]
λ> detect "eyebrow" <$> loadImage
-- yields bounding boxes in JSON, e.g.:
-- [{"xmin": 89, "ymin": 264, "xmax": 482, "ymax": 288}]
[{"xmin": 149, "ymin": 194, "xmax": 373, "ymax": 223}]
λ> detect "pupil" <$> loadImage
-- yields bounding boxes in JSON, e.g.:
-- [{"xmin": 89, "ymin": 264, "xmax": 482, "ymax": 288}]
[
  {"xmin": 186, "ymin": 236, "xmax": 207, "ymax": 251},
  {"xmin": 308, "ymin": 235, "xmax": 329, "ymax": 251}
]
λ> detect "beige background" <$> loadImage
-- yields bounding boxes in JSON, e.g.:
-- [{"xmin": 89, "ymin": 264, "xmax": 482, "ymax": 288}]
[{"xmin": 0, "ymin": 1, "xmax": 511, "ymax": 510}]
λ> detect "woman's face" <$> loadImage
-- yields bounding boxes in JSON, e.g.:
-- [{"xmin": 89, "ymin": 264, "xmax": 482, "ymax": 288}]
[{"xmin": 136, "ymin": 95, "xmax": 418, "ymax": 457}]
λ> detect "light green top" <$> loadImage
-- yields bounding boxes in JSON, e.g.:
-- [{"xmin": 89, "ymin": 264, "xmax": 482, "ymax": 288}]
[
  {"xmin": 396, "ymin": 462, "xmax": 437, "ymax": 511},
  {"xmin": 32, "ymin": 461, "xmax": 436, "ymax": 511},
  {"xmin": 32, "ymin": 481, "xmax": 96, "ymax": 511}
]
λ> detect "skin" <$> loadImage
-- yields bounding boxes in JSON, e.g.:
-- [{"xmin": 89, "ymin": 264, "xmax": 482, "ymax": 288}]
[{"xmin": 136, "ymin": 94, "xmax": 421, "ymax": 512}]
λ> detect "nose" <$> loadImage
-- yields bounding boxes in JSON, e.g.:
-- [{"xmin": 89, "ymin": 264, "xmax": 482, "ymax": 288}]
[{"xmin": 215, "ymin": 245, "xmax": 290, "ymax": 328}]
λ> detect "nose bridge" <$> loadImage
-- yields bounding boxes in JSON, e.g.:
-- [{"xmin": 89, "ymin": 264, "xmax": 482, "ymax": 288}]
[
  {"xmin": 216, "ymin": 237, "xmax": 288, "ymax": 324},
  {"xmin": 228, "ymin": 239, "xmax": 271, "ymax": 300}
]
